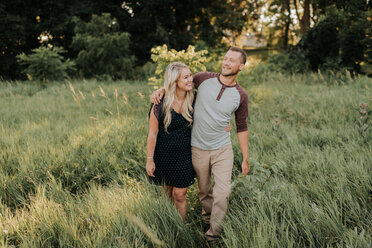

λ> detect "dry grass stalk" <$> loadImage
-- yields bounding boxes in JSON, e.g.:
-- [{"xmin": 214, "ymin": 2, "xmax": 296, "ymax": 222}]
[
  {"xmin": 69, "ymin": 82, "xmax": 80, "ymax": 105},
  {"xmin": 126, "ymin": 213, "xmax": 164, "ymax": 247},
  {"xmin": 105, "ymin": 109, "xmax": 113, "ymax": 115},
  {"xmin": 115, "ymin": 89, "xmax": 119, "ymax": 116},
  {"xmin": 122, "ymin": 94, "xmax": 128, "ymax": 105},
  {"xmin": 99, "ymin": 86, "xmax": 108, "ymax": 100},
  {"xmin": 78, "ymin": 90, "xmax": 86, "ymax": 100}
]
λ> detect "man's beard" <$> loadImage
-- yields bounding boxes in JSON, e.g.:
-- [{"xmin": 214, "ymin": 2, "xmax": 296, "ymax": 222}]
[{"xmin": 221, "ymin": 68, "xmax": 240, "ymax": 77}]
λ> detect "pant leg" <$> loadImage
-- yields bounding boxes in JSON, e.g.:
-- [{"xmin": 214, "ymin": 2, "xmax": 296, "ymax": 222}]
[
  {"xmin": 191, "ymin": 146, "xmax": 213, "ymax": 224},
  {"xmin": 205, "ymin": 144, "xmax": 234, "ymax": 240}
]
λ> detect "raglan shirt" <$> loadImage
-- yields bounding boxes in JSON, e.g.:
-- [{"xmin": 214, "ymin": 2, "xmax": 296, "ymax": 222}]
[{"xmin": 191, "ymin": 72, "xmax": 249, "ymax": 150}]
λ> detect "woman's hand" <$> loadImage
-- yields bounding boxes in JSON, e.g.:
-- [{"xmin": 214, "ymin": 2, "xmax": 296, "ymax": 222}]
[
  {"xmin": 225, "ymin": 121, "xmax": 231, "ymax": 132},
  {"xmin": 146, "ymin": 159, "xmax": 156, "ymax": 177}
]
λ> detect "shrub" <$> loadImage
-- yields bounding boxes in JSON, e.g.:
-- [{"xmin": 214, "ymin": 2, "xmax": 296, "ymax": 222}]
[
  {"xmin": 71, "ymin": 13, "xmax": 135, "ymax": 79},
  {"xmin": 16, "ymin": 46, "xmax": 75, "ymax": 82},
  {"xmin": 134, "ymin": 61, "xmax": 156, "ymax": 81},
  {"xmin": 148, "ymin": 44, "xmax": 209, "ymax": 88},
  {"xmin": 265, "ymin": 50, "xmax": 310, "ymax": 74}
]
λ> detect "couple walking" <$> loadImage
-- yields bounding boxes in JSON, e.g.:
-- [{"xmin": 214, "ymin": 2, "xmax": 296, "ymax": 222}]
[{"xmin": 146, "ymin": 47, "xmax": 249, "ymax": 244}]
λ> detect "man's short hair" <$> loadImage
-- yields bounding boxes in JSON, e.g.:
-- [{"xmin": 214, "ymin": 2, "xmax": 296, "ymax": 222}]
[{"xmin": 229, "ymin": 47, "xmax": 247, "ymax": 64}]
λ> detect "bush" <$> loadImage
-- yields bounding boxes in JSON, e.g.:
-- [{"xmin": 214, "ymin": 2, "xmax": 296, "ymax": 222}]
[
  {"xmin": 148, "ymin": 44, "xmax": 209, "ymax": 88},
  {"xmin": 134, "ymin": 61, "xmax": 156, "ymax": 81},
  {"xmin": 71, "ymin": 13, "xmax": 135, "ymax": 79},
  {"xmin": 16, "ymin": 46, "xmax": 75, "ymax": 82},
  {"xmin": 265, "ymin": 50, "xmax": 310, "ymax": 74}
]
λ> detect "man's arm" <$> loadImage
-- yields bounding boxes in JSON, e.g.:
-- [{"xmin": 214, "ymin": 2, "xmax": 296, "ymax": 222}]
[
  {"xmin": 150, "ymin": 88, "xmax": 165, "ymax": 104},
  {"xmin": 235, "ymin": 85, "xmax": 249, "ymax": 175},
  {"xmin": 150, "ymin": 71, "xmax": 218, "ymax": 104},
  {"xmin": 237, "ymin": 130, "xmax": 249, "ymax": 175}
]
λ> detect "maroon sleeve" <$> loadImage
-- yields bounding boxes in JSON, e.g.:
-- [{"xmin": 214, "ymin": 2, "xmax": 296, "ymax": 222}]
[
  {"xmin": 193, "ymin": 71, "xmax": 219, "ymax": 89},
  {"xmin": 235, "ymin": 84, "xmax": 249, "ymax": 133}
]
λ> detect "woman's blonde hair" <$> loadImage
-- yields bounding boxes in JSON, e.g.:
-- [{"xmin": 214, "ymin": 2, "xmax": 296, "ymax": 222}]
[{"xmin": 162, "ymin": 62, "xmax": 194, "ymax": 132}]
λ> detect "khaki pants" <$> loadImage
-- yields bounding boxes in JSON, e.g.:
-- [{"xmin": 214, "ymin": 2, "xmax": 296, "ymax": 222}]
[{"xmin": 191, "ymin": 144, "xmax": 234, "ymax": 240}]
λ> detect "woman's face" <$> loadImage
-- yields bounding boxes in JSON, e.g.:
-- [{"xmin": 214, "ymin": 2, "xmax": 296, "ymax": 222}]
[{"xmin": 176, "ymin": 67, "xmax": 193, "ymax": 92}]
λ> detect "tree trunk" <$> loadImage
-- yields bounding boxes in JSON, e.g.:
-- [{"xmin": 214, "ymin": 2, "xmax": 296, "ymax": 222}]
[
  {"xmin": 299, "ymin": 0, "xmax": 310, "ymax": 35},
  {"xmin": 283, "ymin": 0, "xmax": 291, "ymax": 49}
]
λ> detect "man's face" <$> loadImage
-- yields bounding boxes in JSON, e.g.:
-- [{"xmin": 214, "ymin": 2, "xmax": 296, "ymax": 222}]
[{"xmin": 221, "ymin": 50, "xmax": 244, "ymax": 77}]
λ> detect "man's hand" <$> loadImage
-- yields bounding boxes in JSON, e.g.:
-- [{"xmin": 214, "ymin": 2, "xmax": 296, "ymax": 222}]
[
  {"xmin": 241, "ymin": 159, "xmax": 249, "ymax": 176},
  {"xmin": 150, "ymin": 88, "xmax": 165, "ymax": 104}
]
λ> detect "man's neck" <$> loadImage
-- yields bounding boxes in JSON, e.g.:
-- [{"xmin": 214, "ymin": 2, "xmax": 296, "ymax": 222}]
[{"xmin": 219, "ymin": 74, "xmax": 238, "ymax": 86}]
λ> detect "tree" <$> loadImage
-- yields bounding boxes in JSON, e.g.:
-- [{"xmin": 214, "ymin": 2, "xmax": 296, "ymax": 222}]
[
  {"xmin": 71, "ymin": 13, "xmax": 135, "ymax": 79},
  {"xmin": 92, "ymin": 0, "xmax": 250, "ymax": 62},
  {"xmin": 1, "ymin": 0, "xmax": 252, "ymax": 80},
  {"xmin": 0, "ymin": 0, "xmax": 95, "ymax": 80},
  {"xmin": 0, "ymin": 2, "xmax": 27, "ymax": 79},
  {"xmin": 293, "ymin": 0, "xmax": 311, "ymax": 35},
  {"xmin": 297, "ymin": 1, "xmax": 371, "ymax": 72},
  {"xmin": 262, "ymin": 0, "xmax": 297, "ymax": 49}
]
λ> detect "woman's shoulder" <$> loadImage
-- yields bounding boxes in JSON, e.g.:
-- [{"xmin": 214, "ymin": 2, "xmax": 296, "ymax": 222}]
[{"xmin": 150, "ymin": 97, "xmax": 164, "ymax": 120}]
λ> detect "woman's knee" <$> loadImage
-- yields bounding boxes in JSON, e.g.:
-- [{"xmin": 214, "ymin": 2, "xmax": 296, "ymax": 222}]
[{"xmin": 173, "ymin": 188, "xmax": 187, "ymax": 202}]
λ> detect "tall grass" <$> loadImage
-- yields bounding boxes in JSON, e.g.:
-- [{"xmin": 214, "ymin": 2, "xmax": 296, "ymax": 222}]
[
  {"xmin": 1, "ymin": 179, "xmax": 203, "ymax": 247},
  {"xmin": 0, "ymin": 71, "xmax": 371, "ymax": 247}
]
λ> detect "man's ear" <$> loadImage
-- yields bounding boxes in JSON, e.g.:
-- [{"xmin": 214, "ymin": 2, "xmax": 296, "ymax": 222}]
[{"xmin": 239, "ymin": 63, "xmax": 245, "ymax": 71}]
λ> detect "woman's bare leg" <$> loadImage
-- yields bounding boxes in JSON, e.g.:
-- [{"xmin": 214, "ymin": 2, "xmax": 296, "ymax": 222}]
[{"xmin": 172, "ymin": 187, "xmax": 188, "ymax": 221}]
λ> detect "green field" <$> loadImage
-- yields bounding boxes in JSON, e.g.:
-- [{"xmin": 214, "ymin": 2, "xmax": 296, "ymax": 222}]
[{"xmin": 0, "ymin": 71, "xmax": 371, "ymax": 247}]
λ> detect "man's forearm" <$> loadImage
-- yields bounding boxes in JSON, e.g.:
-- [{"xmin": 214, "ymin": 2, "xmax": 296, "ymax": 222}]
[{"xmin": 237, "ymin": 130, "xmax": 249, "ymax": 160}]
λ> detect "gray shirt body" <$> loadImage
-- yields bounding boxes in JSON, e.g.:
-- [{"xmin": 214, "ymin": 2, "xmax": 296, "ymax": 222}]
[{"xmin": 191, "ymin": 72, "xmax": 249, "ymax": 150}]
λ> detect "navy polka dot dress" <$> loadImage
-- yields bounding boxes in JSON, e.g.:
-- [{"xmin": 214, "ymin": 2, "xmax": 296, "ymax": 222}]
[{"xmin": 148, "ymin": 99, "xmax": 195, "ymax": 188}]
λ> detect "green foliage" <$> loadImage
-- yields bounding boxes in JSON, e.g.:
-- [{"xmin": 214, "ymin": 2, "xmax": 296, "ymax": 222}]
[
  {"xmin": 134, "ymin": 61, "xmax": 156, "ymax": 81},
  {"xmin": 263, "ymin": 50, "xmax": 310, "ymax": 74},
  {"xmin": 117, "ymin": 0, "xmax": 249, "ymax": 62},
  {"xmin": 16, "ymin": 46, "xmax": 75, "ymax": 82},
  {"xmin": 0, "ymin": 2, "xmax": 25, "ymax": 80},
  {"xmin": 148, "ymin": 45, "xmax": 209, "ymax": 88},
  {"xmin": 71, "ymin": 13, "xmax": 135, "ymax": 79},
  {"xmin": 298, "ymin": 5, "xmax": 371, "ymax": 73},
  {"xmin": 184, "ymin": 0, "xmax": 250, "ymax": 48},
  {"xmin": 1, "ymin": 0, "xmax": 252, "ymax": 80},
  {"xmin": 2, "ymin": 0, "xmax": 372, "ymax": 80}
]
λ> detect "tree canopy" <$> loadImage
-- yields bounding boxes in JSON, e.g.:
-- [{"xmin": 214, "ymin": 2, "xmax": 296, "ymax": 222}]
[{"xmin": 0, "ymin": 0, "xmax": 371, "ymax": 79}]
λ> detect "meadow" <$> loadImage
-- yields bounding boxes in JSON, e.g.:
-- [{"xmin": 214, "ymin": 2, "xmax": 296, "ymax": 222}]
[{"xmin": 0, "ymin": 70, "xmax": 371, "ymax": 247}]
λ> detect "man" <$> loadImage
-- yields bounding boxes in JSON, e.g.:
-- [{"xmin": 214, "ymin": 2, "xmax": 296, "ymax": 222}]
[{"xmin": 151, "ymin": 47, "xmax": 249, "ymax": 244}]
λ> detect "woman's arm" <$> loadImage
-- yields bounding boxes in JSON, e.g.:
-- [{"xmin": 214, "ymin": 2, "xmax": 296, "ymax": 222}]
[{"xmin": 146, "ymin": 105, "xmax": 159, "ymax": 177}]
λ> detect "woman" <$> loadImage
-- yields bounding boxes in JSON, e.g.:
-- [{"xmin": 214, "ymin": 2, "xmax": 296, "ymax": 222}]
[{"xmin": 146, "ymin": 62, "xmax": 195, "ymax": 221}]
